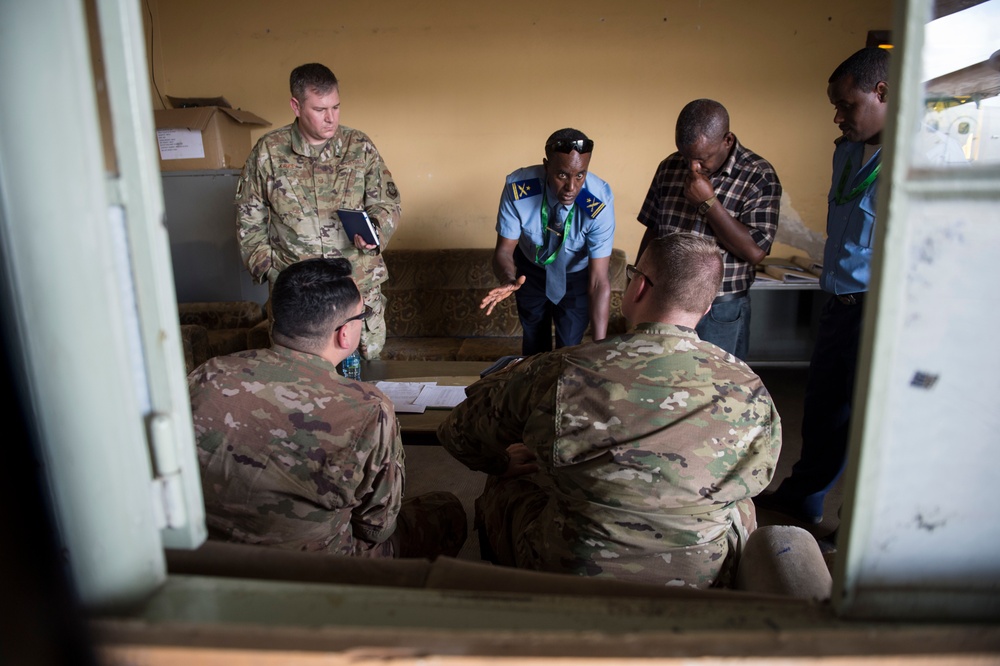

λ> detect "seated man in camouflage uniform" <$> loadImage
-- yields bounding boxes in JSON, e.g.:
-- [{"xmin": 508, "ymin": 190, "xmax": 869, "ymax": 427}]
[
  {"xmin": 438, "ymin": 233, "xmax": 781, "ymax": 587},
  {"xmin": 190, "ymin": 257, "xmax": 466, "ymax": 559}
]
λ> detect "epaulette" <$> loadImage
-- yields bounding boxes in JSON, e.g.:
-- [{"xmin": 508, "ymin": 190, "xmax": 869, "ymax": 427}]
[
  {"xmin": 576, "ymin": 187, "xmax": 607, "ymax": 219},
  {"xmin": 509, "ymin": 177, "xmax": 542, "ymax": 201}
]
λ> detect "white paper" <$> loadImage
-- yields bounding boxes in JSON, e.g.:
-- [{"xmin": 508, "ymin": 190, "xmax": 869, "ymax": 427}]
[
  {"xmin": 156, "ymin": 128, "xmax": 205, "ymax": 160},
  {"xmin": 375, "ymin": 381, "xmax": 433, "ymax": 413},
  {"xmin": 413, "ymin": 384, "xmax": 467, "ymax": 409}
]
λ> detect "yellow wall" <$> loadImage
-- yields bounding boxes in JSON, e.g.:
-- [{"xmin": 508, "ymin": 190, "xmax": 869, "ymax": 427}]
[{"xmin": 144, "ymin": 0, "xmax": 892, "ymax": 257}]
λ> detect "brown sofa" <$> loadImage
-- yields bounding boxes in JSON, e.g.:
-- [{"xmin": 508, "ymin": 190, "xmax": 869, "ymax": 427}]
[
  {"xmin": 178, "ymin": 301, "xmax": 269, "ymax": 373},
  {"xmin": 381, "ymin": 247, "xmax": 629, "ymax": 361},
  {"xmin": 177, "ymin": 247, "xmax": 630, "ymax": 371},
  {"xmin": 166, "ymin": 524, "xmax": 832, "ymax": 601}
]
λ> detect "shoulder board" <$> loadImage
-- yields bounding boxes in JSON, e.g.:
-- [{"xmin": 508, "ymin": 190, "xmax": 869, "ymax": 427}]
[
  {"xmin": 509, "ymin": 178, "xmax": 542, "ymax": 201},
  {"xmin": 576, "ymin": 187, "xmax": 607, "ymax": 219}
]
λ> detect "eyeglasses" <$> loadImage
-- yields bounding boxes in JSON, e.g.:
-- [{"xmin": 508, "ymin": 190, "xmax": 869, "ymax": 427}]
[
  {"xmin": 625, "ymin": 264, "xmax": 654, "ymax": 287},
  {"xmin": 337, "ymin": 304, "xmax": 373, "ymax": 330},
  {"xmin": 545, "ymin": 138, "xmax": 594, "ymax": 155}
]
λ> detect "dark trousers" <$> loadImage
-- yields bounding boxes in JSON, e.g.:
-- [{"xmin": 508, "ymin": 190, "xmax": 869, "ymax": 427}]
[
  {"xmin": 778, "ymin": 294, "xmax": 865, "ymax": 512},
  {"xmin": 513, "ymin": 246, "xmax": 590, "ymax": 356}
]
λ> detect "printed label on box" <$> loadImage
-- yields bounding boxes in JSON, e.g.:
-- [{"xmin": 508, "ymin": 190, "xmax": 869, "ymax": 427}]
[{"xmin": 156, "ymin": 128, "xmax": 205, "ymax": 160}]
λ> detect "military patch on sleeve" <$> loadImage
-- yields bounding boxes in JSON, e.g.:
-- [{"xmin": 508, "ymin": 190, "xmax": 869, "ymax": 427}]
[
  {"xmin": 510, "ymin": 177, "xmax": 542, "ymax": 201},
  {"xmin": 387, "ymin": 181, "xmax": 399, "ymax": 199},
  {"xmin": 576, "ymin": 187, "xmax": 607, "ymax": 218}
]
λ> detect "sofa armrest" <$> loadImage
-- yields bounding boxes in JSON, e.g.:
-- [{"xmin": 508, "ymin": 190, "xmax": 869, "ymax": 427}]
[{"xmin": 735, "ymin": 525, "xmax": 832, "ymax": 600}]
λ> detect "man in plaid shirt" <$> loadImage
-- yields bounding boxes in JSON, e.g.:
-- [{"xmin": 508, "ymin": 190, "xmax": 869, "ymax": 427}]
[{"xmin": 636, "ymin": 99, "xmax": 781, "ymax": 360}]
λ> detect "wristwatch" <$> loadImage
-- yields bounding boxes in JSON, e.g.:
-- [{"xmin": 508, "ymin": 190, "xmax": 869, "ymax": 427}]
[{"xmin": 698, "ymin": 196, "xmax": 717, "ymax": 216}]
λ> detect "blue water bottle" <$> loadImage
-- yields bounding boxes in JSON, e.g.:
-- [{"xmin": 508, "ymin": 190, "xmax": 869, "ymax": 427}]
[{"xmin": 342, "ymin": 350, "xmax": 361, "ymax": 380}]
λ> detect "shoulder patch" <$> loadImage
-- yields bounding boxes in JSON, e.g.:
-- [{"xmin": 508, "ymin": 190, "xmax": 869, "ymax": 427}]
[
  {"xmin": 576, "ymin": 187, "xmax": 607, "ymax": 219},
  {"xmin": 510, "ymin": 177, "xmax": 542, "ymax": 201}
]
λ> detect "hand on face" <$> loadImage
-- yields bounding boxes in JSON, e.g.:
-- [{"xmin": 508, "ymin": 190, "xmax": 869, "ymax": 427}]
[{"xmin": 683, "ymin": 169, "xmax": 716, "ymax": 205}]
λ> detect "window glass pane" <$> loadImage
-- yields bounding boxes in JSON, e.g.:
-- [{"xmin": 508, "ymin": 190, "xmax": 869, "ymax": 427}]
[{"xmin": 915, "ymin": 1, "xmax": 1000, "ymax": 167}]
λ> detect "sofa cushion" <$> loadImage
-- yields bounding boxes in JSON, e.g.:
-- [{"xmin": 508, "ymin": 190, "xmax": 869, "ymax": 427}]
[
  {"xmin": 178, "ymin": 301, "xmax": 265, "ymax": 330},
  {"xmin": 382, "ymin": 337, "xmax": 464, "ymax": 362},
  {"xmin": 382, "ymin": 248, "xmax": 629, "ymax": 345},
  {"xmin": 456, "ymin": 337, "xmax": 524, "ymax": 362}
]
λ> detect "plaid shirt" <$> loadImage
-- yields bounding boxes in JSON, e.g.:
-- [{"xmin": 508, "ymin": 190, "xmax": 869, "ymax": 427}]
[{"xmin": 637, "ymin": 137, "xmax": 781, "ymax": 296}]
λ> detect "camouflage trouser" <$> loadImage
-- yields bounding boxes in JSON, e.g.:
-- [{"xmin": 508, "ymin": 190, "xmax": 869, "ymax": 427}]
[
  {"xmin": 476, "ymin": 476, "xmax": 759, "ymax": 586},
  {"xmin": 474, "ymin": 475, "xmax": 549, "ymax": 568},
  {"xmin": 390, "ymin": 490, "xmax": 468, "ymax": 560},
  {"xmin": 358, "ymin": 286, "xmax": 386, "ymax": 360}
]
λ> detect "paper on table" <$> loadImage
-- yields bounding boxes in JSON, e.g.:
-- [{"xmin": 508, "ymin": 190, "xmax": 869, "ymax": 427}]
[
  {"xmin": 375, "ymin": 381, "xmax": 432, "ymax": 413},
  {"xmin": 413, "ymin": 384, "xmax": 468, "ymax": 409}
]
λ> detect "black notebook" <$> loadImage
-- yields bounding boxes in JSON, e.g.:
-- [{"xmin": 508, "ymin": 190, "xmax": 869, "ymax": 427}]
[{"xmin": 337, "ymin": 209, "xmax": 380, "ymax": 247}]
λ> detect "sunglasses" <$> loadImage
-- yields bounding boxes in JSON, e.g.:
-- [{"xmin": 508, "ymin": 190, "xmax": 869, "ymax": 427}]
[
  {"xmin": 625, "ymin": 264, "xmax": 655, "ymax": 287},
  {"xmin": 337, "ymin": 304, "xmax": 374, "ymax": 330},
  {"xmin": 545, "ymin": 138, "xmax": 594, "ymax": 154}
]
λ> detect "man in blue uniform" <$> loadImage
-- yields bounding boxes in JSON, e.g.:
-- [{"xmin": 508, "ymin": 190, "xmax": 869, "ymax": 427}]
[
  {"xmin": 481, "ymin": 128, "xmax": 615, "ymax": 355},
  {"xmin": 757, "ymin": 47, "xmax": 890, "ymax": 525}
]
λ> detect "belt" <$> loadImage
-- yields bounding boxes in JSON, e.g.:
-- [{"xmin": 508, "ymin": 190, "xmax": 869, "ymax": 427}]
[
  {"xmin": 836, "ymin": 293, "xmax": 864, "ymax": 306},
  {"xmin": 713, "ymin": 290, "xmax": 748, "ymax": 305}
]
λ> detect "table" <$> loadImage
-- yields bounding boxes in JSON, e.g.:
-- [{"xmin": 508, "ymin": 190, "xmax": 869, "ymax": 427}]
[
  {"xmin": 361, "ymin": 360, "xmax": 487, "ymax": 443},
  {"xmin": 747, "ymin": 280, "xmax": 825, "ymax": 367}
]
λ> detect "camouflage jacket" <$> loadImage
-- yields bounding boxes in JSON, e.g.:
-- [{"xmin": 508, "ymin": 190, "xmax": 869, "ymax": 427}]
[
  {"xmin": 236, "ymin": 121, "xmax": 401, "ymax": 295},
  {"xmin": 189, "ymin": 345, "xmax": 404, "ymax": 557},
  {"xmin": 438, "ymin": 323, "xmax": 782, "ymax": 587}
]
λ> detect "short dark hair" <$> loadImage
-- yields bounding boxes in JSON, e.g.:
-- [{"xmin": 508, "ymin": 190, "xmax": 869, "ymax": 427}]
[
  {"xmin": 676, "ymin": 99, "xmax": 730, "ymax": 147},
  {"xmin": 271, "ymin": 258, "xmax": 360, "ymax": 352},
  {"xmin": 290, "ymin": 63, "xmax": 339, "ymax": 102},
  {"xmin": 829, "ymin": 47, "xmax": 890, "ymax": 92},
  {"xmin": 544, "ymin": 128, "xmax": 590, "ymax": 157},
  {"xmin": 640, "ymin": 233, "xmax": 723, "ymax": 315}
]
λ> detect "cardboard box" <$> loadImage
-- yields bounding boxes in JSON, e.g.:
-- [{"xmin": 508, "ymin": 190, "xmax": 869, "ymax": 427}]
[{"xmin": 154, "ymin": 96, "xmax": 270, "ymax": 171}]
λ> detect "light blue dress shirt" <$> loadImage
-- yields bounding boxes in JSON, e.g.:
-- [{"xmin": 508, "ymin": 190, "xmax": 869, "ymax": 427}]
[
  {"xmin": 496, "ymin": 164, "xmax": 615, "ymax": 276},
  {"xmin": 821, "ymin": 140, "xmax": 880, "ymax": 295}
]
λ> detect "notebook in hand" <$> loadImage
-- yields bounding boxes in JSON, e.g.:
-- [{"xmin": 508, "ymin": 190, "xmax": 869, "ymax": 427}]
[{"xmin": 337, "ymin": 209, "xmax": 380, "ymax": 247}]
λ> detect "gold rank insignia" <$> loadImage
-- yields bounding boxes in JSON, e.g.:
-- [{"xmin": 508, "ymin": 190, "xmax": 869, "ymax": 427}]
[
  {"xmin": 577, "ymin": 187, "xmax": 606, "ymax": 218},
  {"xmin": 510, "ymin": 177, "xmax": 542, "ymax": 201}
]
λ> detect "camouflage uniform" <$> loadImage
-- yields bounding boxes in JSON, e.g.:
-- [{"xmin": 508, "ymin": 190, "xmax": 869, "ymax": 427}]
[
  {"xmin": 437, "ymin": 323, "xmax": 781, "ymax": 587},
  {"xmin": 236, "ymin": 122, "xmax": 401, "ymax": 358},
  {"xmin": 189, "ymin": 345, "xmax": 466, "ymax": 558}
]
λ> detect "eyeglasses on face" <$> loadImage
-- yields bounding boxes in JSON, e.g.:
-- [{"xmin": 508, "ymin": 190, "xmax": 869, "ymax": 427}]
[
  {"xmin": 337, "ymin": 304, "xmax": 373, "ymax": 330},
  {"xmin": 625, "ymin": 264, "xmax": 654, "ymax": 287},
  {"xmin": 545, "ymin": 138, "xmax": 594, "ymax": 155}
]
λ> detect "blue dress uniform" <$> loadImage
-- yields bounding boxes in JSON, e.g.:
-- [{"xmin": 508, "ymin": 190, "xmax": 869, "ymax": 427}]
[
  {"xmin": 496, "ymin": 165, "xmax": 615, "ymax": 355},
  {"xmin": 761, "ymin": 138, "xmax": 879, "ymax": 523}
]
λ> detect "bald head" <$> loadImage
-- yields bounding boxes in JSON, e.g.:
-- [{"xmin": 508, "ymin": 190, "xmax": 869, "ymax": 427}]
[{"xmin": 676, "ymin": 99, "xmax": 730, "ymax": 148}]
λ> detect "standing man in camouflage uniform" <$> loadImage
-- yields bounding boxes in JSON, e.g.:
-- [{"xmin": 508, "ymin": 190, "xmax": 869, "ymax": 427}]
[
  {"xmin": 189, "ymin": 258, "xmax": 466, "ymax": 559},
  {"xmin": 237, "ymin": 63, "xmax": 400, "ymax": 358},
  {"xmin": 439, "ymin": 234, "xmax": 781, "ymax": 588}
]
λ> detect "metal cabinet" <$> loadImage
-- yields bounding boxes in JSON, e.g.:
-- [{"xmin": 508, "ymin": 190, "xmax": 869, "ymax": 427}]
[{"xmin": 161, "ymin": 169, "xmax": 267, "ymax": 304}]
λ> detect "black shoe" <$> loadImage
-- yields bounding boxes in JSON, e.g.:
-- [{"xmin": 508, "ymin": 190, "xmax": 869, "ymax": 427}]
[{"xmin": 754, "ymin": 491, "xmax": 823, "ymax": 525}]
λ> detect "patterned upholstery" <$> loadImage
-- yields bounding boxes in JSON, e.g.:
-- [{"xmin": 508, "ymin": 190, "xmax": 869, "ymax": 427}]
[
  {"xmin": 178, "ymin": 301, "xmax": 267, "ymax": 373},
  {"xmin": 382, "ymin": 248, "xmax": 628, "ymax": 362}
]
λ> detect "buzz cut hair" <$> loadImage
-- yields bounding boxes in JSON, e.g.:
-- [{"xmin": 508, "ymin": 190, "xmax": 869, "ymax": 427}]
[
  {"xmin": 641, "ymin": 233, "xmax": 723, "ymax": 315},
  {"xmin": 290, "ymin": 63, "xmax": 339, "ymax": 102},
  {"xmin": 270, "ymin": 257, "xmax": 360, "ymax": 353},
  {"xmin": 675, "ymin": 99, "xmax": 730, "ymax": 148},
  {"xmin": 829, "ymin": 47, "xmax": 890, "ymax": 92}
]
